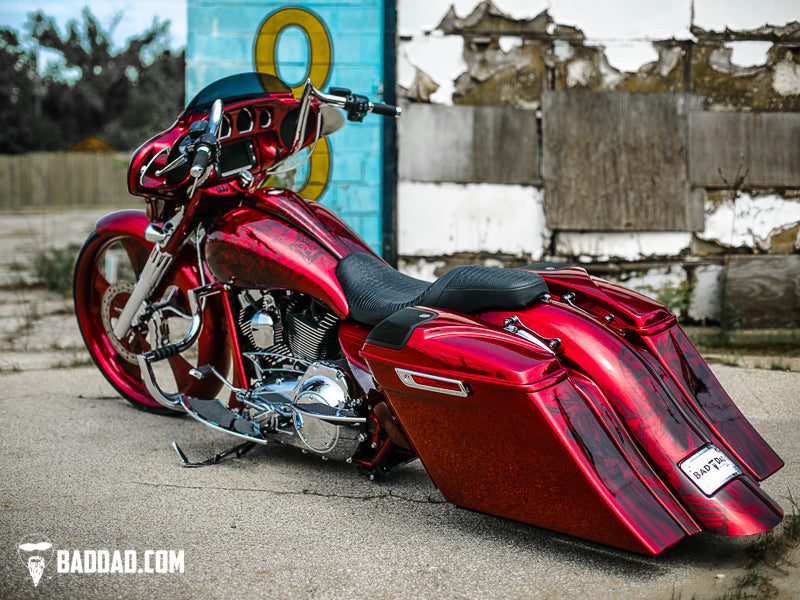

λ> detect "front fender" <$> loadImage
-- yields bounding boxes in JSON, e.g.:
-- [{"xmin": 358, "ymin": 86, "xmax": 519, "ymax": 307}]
[{"xmin": 95, "ymin": 209, "xmax": 152, "ymax": 242}]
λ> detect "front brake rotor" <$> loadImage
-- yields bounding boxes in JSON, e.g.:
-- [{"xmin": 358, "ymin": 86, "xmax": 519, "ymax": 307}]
[{"xmin": 101, "ymin": 281, "xmax": 144, "ymax": 364}]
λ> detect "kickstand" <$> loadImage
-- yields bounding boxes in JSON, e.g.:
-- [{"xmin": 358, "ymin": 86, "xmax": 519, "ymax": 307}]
[{"xmin": 172, "ymin": 440, "xmax": 256, "ymax": 468}]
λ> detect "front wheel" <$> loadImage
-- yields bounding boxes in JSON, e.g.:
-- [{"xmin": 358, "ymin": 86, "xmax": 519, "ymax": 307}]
[{"xmin": 73, "ymin": 230, "xmax": 229, "ymax": 413}]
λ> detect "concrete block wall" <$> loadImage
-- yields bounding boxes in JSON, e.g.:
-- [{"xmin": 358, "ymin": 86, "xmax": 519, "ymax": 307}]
[{"xmin": 395, "ymin": 0, "xmax": 800, "ymax": 327}]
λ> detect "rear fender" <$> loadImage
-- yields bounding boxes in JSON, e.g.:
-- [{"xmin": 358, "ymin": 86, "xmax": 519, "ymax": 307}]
[
  {"xmin": 642, "ymin": 326, "xmax": 783, "ymax": 481},
  {"xmin": 481, "ymin": 301, "xmax": 783, "ymax": 538},
  {"xmin": 522, "ymin": 265, "xmax": 783, "ymax": 481}
]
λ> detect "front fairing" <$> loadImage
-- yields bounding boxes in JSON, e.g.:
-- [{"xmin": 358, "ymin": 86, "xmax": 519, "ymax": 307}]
[{"xmin": 128, "ymin": 73, "xmax": 320, "ymax": 202}]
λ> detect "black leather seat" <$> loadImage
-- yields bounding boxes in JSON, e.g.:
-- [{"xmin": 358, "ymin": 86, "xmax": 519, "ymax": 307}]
[{"xmin": 335, "ymin": 252, "xmax": 549, "ymax": 325}]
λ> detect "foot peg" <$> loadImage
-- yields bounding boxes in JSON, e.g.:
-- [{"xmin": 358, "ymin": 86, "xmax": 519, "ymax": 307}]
[{"xmin": 180, "ymin": 396, "xmax": 270, "ymax": 444}]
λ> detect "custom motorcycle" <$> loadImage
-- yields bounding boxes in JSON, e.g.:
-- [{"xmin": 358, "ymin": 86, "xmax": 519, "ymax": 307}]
[{"xmin": 74, "ymin": 72, "xmax": 784, "ymax": 555}]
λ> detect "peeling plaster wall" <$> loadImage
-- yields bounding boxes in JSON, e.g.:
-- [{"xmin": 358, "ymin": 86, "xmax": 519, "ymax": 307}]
[
  {"xmin": 554, "ymin": 232, "xmax": 693, "ymax": 263},
  {"xmin": 395, "ymin": 0, "xmax": 800, "ymax": 326},
  {"xmin": 398, "ymin": 181, "xmax": 549, "ymax": 257},
  {"xmin": 398, "ymin": 0, "xmax": 800, "ymax": 98},
  {"xmin": 700, "ymin": 193, "xmax": 800, "ymax": 251}
]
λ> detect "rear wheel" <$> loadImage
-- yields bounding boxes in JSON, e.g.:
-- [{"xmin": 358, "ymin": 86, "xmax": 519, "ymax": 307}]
[{"xmin": 73, "ymin": 230, "xmax": 228, "ymax": 413}]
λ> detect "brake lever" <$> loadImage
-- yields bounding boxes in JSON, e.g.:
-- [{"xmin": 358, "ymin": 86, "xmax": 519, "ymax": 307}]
[{"xmin": 154, "ymin": 154, "xmax": 188, "ymax": 177}]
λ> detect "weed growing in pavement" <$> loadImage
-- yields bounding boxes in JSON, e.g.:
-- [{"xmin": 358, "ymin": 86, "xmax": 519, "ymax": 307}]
[
  {"xmin": 6, "ymin": 260, "xmax": 27, "ymax": 273},
  {"xmin": 3, "ymin": 302, "xmax": 39, "ymax": 347},
  {"xmin": 33, "ymin": 245, "xmax": 80, "ymax": 297},
  {"xmin": 747, "ymin": 493, "xmax": 800, "ymax": 567},
  {"xmin": 670, "ymin": 494, "xmax": 800, "ymax": 600},
  {"xmin": 54, "ymin": 356, "xmax": 94, "ymax": 369},
  {"xmin": 712, "ymin": 494, "xmax": 799, "ymax": 600},
  {"xmin": 769, "ymin": 360, "xmax": 792, "ymax": 372},
  {"xmin": 718, "ymin": 568, "xmax": 777, "ymax": 599},
  {"xmin": 720, "ymin": 354, "xmax": 742, "ymax": 368}
]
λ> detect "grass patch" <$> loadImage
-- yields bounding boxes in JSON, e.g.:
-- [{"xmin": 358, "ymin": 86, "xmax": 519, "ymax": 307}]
[
  {"xmin": 672, "ymin": 494, "xmax": 800, "ymax": 600},
  {"xmin": 719, "ymin": 355, "xmax": 742, "ymax": 368},
  {"xmin": 32, "ymin": 245, "xmax": 80, "ymax": 297},
  {"xmin": 769, "ymin": 360, "xmax": 792, "ymax": 372},
  {"xmin": 718, "ymin": 568, "xmax": 777, "ymax": 599},
  {"xmin": 712, "ymin": 494, "xmax": 800, "ymax": 600},
  {"xmin": 6, "ymin": 260, "xmax": 28, "ymax": 273},
  {"xmin": 747, "ymin": 493, "xmax": 800, "ymax": 566},
  {"xmin": 54, "ymin": 355, "xmax": 94, "ymax": 369},
  {"xmin": 3, "ymin": 303, "xmax": 39, "ymax": 346}
]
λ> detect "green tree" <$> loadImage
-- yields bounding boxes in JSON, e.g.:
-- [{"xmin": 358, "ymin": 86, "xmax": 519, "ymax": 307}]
[
  {"xmin": 0, "ymin": 27, "xmax": 56, "ymax": 152},
  {"xmin": 0, "ymin": 8, "xmax": 184, "ymax": 153}
]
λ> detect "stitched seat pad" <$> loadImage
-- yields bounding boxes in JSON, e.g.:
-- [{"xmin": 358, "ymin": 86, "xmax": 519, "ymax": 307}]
[{"xmin": 335, "ymin": 252, "xmax": 549, "ymax": 325}]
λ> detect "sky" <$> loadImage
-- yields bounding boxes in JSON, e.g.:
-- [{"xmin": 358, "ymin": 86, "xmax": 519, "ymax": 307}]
[{"xmin": 0, "ymin": 1, "xmax": 187, "ymax": 51}]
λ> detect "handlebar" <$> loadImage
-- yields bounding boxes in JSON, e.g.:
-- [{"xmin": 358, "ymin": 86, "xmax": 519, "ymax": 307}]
[
  {"xmin": 315, "ymin": 85, "xmax": 401, "ymax": 122},
  {"xmin": 370, "ymin": 101, "xmax": 401, "ymax": 118},
  {"xmin": 189, "ymin": 145, "xmax": 211, "ymax": 178},
  {"xmin": 189, "ymin": 132, "xmax": 220, "ymax": 178},
  {"xmin": 189, "ymin": 100, "xmax": 223, "ymax": 178}
]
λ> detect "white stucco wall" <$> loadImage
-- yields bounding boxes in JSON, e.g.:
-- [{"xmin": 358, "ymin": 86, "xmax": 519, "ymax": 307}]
[
  {"xmin": 397, "ymin": 181, "xmax": 550, "ymax": 257},
  {"xmin": 554, "ymin": 232, "xmax": 694, "ymax": 262}
]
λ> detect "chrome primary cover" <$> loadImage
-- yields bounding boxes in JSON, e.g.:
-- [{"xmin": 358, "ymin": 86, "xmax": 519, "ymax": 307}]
[{"xmin": 292, "ymin": 363, "xmax": 351, "ymax": 454}]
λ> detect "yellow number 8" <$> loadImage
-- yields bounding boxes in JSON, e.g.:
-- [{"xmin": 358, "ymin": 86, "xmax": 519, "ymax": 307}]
[
  {"xmin": 254, "ymin": 7, "xmax": 334, "ymax": 201},
  {"xmin": 254, "ymin": 7, "xmax": 333, "ymax": 95}
]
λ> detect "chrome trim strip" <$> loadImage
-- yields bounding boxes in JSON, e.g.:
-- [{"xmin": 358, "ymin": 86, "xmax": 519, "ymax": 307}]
[
  {"xmin": 291, "ymin": 404, "xmax": 366, "ymax": 424},
  {"xmin": 395, "ymin": 368, "xmax": 470, "ymax": 397},
  {"xmin": 236, "ymin": 107, "xmax": 254, "ymax": 134}
]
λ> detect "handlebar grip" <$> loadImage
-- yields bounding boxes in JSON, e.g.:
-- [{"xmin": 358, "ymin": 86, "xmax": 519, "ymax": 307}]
[
  {"xmin": 371, "ymin": 102, "xmax": 401, "ymax": 118},
  {"xmin": 190, "ymin": 145, "xmax": 211, "ymax": 178}
]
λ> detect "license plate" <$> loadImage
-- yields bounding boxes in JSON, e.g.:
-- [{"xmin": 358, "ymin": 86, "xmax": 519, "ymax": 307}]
[{"xmin": 680, "ymin": 445, "xmax": 741, "ymax": 495}]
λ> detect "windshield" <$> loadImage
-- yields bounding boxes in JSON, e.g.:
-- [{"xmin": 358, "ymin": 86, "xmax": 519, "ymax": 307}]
[{"xmin": 185, "ymin": 73, "xmax": 293, "ymax": 113}]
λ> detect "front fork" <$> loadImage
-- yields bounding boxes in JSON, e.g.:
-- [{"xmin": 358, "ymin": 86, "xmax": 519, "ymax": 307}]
[
  {"xmin": 112, "ymin": 243, "xmax": 173, "ymax": 339},
  {"xmin": 110, "ymin": 216, "xmax": 218, "ymax": 412}
]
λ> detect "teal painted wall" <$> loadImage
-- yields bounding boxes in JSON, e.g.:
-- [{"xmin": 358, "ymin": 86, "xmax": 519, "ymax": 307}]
[{"xmin": 186, "ymin": 0, "xmax": 390, "ymax": 254}]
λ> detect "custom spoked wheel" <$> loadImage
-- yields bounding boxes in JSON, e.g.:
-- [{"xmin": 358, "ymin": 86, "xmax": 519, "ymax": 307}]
[{"xmin": 73, "ymin": 230, "xmax": 228, "ymax": 413}]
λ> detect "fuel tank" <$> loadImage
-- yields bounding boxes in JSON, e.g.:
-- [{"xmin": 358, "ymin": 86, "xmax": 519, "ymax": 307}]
[
  {"xmin": 203, "ymin": 188, "xmax": 374, "ymax": 318},
  {"xmin": 360, "ymin": 267, "xmax": 783, "ymax": 555}
]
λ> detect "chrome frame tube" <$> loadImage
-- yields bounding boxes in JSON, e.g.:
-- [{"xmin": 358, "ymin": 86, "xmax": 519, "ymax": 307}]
[{"xmin": 135, "ymin": 282, "xmax": 225, "ymax": 411}]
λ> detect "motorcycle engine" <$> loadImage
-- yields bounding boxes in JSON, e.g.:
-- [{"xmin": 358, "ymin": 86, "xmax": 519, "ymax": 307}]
[
  {"xmin": 238, "ymin": 290, "xmax": 340, "ymax": 362},
  {"xmin": 237, "ymin": 290, "xmax": 361, "ymax": 459}
]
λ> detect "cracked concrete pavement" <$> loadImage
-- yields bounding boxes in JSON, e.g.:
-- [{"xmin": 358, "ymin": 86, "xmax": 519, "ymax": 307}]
[{"xmin": 1, "ymin": 210, "xmax": 799, "ymax": 599}]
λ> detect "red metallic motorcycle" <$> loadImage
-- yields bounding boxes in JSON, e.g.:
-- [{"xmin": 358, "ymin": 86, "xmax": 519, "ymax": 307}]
[{"xmin": 74, "ymin": 72, "xmax": 784, "ymax": 555}]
